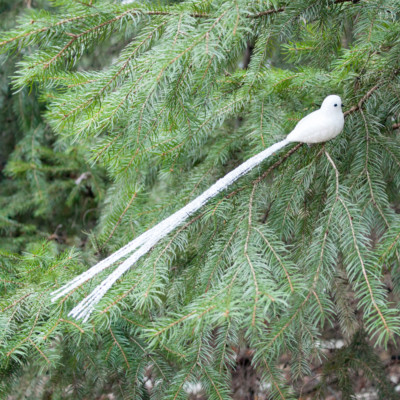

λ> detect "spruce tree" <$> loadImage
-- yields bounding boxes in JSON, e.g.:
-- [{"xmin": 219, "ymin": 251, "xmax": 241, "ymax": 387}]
[
  {"xmin": 1, "ymin": 0, "xmax": 400, "ymax": 398},
  {"xmin": 0, "ymin": 0, "xmax": 105, "ymax": 254}
]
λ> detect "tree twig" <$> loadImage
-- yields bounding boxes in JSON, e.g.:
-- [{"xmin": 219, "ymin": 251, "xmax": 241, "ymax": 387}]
[
  {"xmin": 392, "ymin": 122, "xmax": 400, "ymax": 130},
  {"xmin": 248, "ymin": 0, "xmax": 359, "ymax": 19},
  {"xmin": 253, "ymin": 143, "xmax": 303, "ymax": 185},
  {"xmin": 343, "ymin": 84, "xmax": 380, "ymax": 117}
]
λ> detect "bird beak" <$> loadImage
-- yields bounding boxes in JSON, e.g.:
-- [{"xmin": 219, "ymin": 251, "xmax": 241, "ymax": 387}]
[{"xmin": 341, "ymin": 104, "xmax": 344, "ymax": 107}]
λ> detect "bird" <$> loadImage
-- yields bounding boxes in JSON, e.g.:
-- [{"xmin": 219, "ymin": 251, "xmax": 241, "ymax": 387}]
[
  {"xmin": 51, "ymin": 95, "xmax": 344, "ymax": 321},
  {"xmin": 286, "ymin": 95, "xmax": 344, "ymax": 143}
]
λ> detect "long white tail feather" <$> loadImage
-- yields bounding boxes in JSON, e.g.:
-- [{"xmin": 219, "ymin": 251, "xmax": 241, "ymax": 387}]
[
  {"xmin": 54, "ymin": 139, "xmax": 290, "ymax": 320},
  {"xmin": 51, "ymin": 219, "xmax": 160, "ymax": 300},
  {"xmin": 68, "ymin": 238, "xmax": 158, "ymax": 321}
]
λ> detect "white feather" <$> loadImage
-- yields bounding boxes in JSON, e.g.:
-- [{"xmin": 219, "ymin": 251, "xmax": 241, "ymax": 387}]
[
  {"xmin": 60, "ymin": 139, "xmax": 290, "ymax": 320},
  {"xmin": 53, "ymin": 94, "xmax": 345, "ymax": 321}
]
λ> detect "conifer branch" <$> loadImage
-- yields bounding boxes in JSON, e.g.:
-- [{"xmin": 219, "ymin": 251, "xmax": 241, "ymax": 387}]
[
  {"xmin": 6, "ymin": 300, "xmax": 43, "ymax": 357},
  {"xmin": 281, "ymin": 146, "xmax": 323, "ymax": 227},
  {"xmin": 380, "ymin": 231, "xmax": 400, "ymax": 260},
  {"xmin": 0, "ymin": 0, "xmax": 365, "ymax": 55},
  {"xmin": 154, "ymin": 306, "xmax": 216, "ymax": 337},
  {"xmin": 263, "ymin": 150, "xmax": 340, "ymax": 352},
  {"xmin": 130, "ymin": 336, "xmax": 168, "ymax": 381},
  {"xmin": 265, "ymin": 293, "xmax": 312, "ymax": 351},
  {"xmin": 199, "ymin": 363, "xmax": 224, "ymax": 400},
  {"xmin": 1, "ymin": 292, "xmax": 32, "ymax": 312},
  {"xmin": 102, "ymin": 191, "xmax": 138, "ymax": 249},
  {"xmin": 245, "ymin": 184, "xmax": 260, "ymax": 326},
  {"xmin": 254, "ymin": 227, "xmax": 294, "ymax": 292},
  {"xmin": 0, "ymin": 14, "xmax": 98, "ymax": 47},
  {"xmin": 370, "ymin": 138, "xmax": 400, "ymax": 171},
  {"xmin": 360, "ymin": 109, "xmax": 390, "ymax": 227},
  {"xmin": 101, "ymin": 275, "xmax": 146, "ymax": 314},
  {"xmin": 218, "ymin": 319, "xmax": 232, "ymax": 373},
  {"xmin": 0, "ymin": 279, "xmax": 24, "ymax": 286},
  {"xmin": 261, "ymin": 357, "xmax": 287, "ymax": 400},
  {"xmin": 43, "ymin": 319, "xmax": 60, "ymax": 340},
  {"xmin": 248, "ymin": 0, "xmax": 359, "ymax": 19},
  {"xmin": 28, "ymin": 338, "xmax": 50, "ymax": 363},
  {"xmin": 42, "ymin": 8, "xmax": 144, "ymax": 70},
  {"xmin": 109, "ymin": 327, "xmax": 130, "ymax": 369},
  {"xmin": 156, "ymin": 9, "xmax": 230, "ymax": 81},
  {"xmin": 248, "ymin": 7, "xmax": 286, "ymax": 18},
  {"xmin": 172, "ymin": 341, "xmax": 202, "ymax": 400},
  {"xmin": 338, "ymin": 197, "xmax": 391, "ymax": 335},
  {"xmin": 2, "ymin": 0, "xmax": 400, "ymax": 396},
  {"xmin": 59, "ymin": 318, "xmax": 85, "ymax": 333},
  {"xmin": 253, "ymin": 143, "xmax": 303, "ymax": 185},
  {"xmin": 343, "ymin": 84, "xmax": 380, "ymax": 117},
  {"xmin": 205, "ymin": 217, "xmax": 243, "ymax": 293},
  {"xmin": 225, "ymin": 142, "xmax": 303, "ymax": 203},
  {"xmin": 62, "ymin": 21, "xmax": 167, "ymax": 120},
  {"xmin": 144, "ymin": 211, "xmax": 206, "ymax": 299}
]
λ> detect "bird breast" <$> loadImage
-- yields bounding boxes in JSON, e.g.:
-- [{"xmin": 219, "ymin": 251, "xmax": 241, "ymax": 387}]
[{"xmin": 286, "ymin": 111, "xmax": 344, "ymax": 144}]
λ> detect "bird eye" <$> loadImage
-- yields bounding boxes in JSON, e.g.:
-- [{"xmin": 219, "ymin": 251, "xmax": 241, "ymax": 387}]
[{"xmin": 334, "ymin": 104, "xmax": 338, "ymax": 107}]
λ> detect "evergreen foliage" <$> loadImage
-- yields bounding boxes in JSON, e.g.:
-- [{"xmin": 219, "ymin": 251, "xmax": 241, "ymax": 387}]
[
  {"xmin": 0, "ymin": 1, "xmax": 105, "ymax": 253},
  {"xmin": 1, "ymin": 0, "xmax": 400, "ymax": 398}
]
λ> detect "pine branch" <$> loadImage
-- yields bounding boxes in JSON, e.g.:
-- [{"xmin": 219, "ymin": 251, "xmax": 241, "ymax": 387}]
[
  {"xmin": 343, "ymin": 84, "xmax": 380, "ymax": 117},
  {"xmin": 248, "ymin": 0, "xmax": 361, "ymax": 18},
  {"xmin": 338, "ymin": 197, "xmax": 391, "ymax": 336},
  {"xmin": 2, "ymin": 1, "xmax": 400, "ymax": 397}
]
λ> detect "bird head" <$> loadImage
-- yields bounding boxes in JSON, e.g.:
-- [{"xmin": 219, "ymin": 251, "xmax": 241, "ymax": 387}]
[{"xmin": 320, "ymin": 95, "xmax": 343, "ymax": 113}]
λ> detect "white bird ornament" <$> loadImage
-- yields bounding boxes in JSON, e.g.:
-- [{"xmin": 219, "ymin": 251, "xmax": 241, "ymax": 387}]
[
  {"xmin": 287, "ymin": 95, "xmax": 344, "ymax": 143},
  {"xmin": 52, "ymin": 95, "xmax": 344, "ymax": 321}
]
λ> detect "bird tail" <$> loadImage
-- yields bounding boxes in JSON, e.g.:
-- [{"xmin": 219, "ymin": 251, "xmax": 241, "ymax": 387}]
[{"xmin": 52, "ymin": 138, "xmax": 290, "ymax": 320}]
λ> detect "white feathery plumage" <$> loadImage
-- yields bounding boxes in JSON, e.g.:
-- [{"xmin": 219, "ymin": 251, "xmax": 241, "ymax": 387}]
[
  {"xmin": 52, "ymin": 95, "xmax": 344, "ymax": 321},
  {"xmin": 287, "ymin": 95, "xmax": 344, "ymax": 143}
]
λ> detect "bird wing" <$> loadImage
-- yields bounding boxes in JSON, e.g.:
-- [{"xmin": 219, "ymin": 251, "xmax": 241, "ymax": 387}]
[
  {"xmin": 286, "ymin": 110, "xmax": 335, "ymax": 143},
  {"xmin": 293, "ymin": 109, "xmax": 319, "ymax": 131}
]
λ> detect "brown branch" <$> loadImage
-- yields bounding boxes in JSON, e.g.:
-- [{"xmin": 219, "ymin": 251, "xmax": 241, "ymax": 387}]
[
  {"xmin": 0, "ymin": 0, "xmax": 363, "ymax": 52},
  {"xmin": 139, "ymin": 11, "xmax": 209, "ymax": 18},
  {"xmin": 245, "ymin": 185, "xmax": 260, "ymax": 326},
  {"xmin": 248, "ymin": 7, "xmax": 285, "ymax": 18},
  {"xmin": 225, "ymin": 143, "xmax": 303, "ymax": 200},
  {"xmin": 343, "ymin": 84, "xmax": 380, "ymax": 117},
  {"xmin": 60, "ymin": 318, "xmax": 85, "ymax": 333},
  {"xmin": 254, "ymin": 227, "xmax": 294, "ymax": 292},
  {"xmin": 101, "ymin": 275, "xmax": 145, "ymax": 314},
  {"xmin": 29, "ymin": 338, "xmax": 50, "ymax": 363},
  {"xmin": 254, "ymin": 143, "xmax": 303, "ymax": 185},
  {"xmin": 101, "ymin": 191, "xmax": 137, "ymax": 250},
  {"xmin": 0, "ymin": 14, "xmax": 98, "ymax": 47},
  {"xmin": 248, "ymin": 0, "xmax": 359, "ymax": 19},
  {"xmin": 392, "ymin": 122, "xmax": 400, "ymax": 130},
  {"xmin": 1, "ymin": 292, "xmax": 32, "ymax": 312},
  {"xmin": 338, "ymin": 197, "xmax": 391, "ymax": 336},
  {"xmin": 342, "ymin": 85, "xmax": 400, "ymax": 130},
  {"xmin": 109, "ymin": 327, "xmax": 130, "ymax": 369},
  {"xmin": 0, "ymin": 279, "xmax": 24, "ymax": 286}
]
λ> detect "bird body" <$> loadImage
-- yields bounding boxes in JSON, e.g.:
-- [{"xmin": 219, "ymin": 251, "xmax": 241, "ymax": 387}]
[
  {"xmin": 286, "ymin": 95, "xmax": 344, "ymax": 143},
  {"xmin": 52, "ymin": 95, "xmax": 345, "ymax": 321}
]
